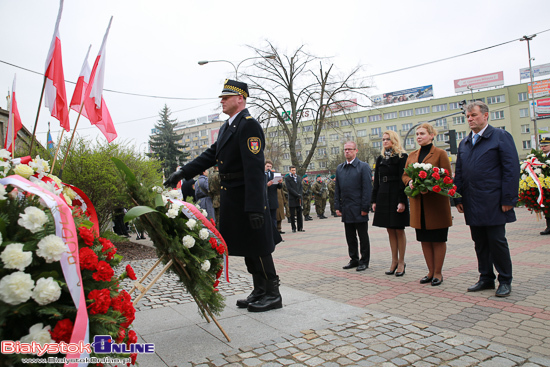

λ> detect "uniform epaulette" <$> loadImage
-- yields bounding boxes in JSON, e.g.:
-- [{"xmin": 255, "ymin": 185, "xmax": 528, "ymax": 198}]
[{"xmin": 245, "ymin": 116, "xmax": 253, "ymax": 119}]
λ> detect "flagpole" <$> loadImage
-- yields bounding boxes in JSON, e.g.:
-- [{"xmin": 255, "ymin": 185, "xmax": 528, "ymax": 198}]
[
  {"xmin": 28, "ymin": 76, "xmax": 47, "ymax": 156},
  {"xmin": 58, "ymin": 101, "xmax": 85, "ymax": 178},
  {"xmin": 49, "ymin": 129, "xmax": 65, "ymax": 174}
]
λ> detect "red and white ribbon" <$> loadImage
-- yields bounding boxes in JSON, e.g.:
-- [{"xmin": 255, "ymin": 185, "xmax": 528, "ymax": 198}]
[
  {"xmin": 0, "ymin": 175, "xmax": 89, "ymax": 367},
  {"xmin": 524, "ymin": 157, "xmax": 545, "ymax": 208}
]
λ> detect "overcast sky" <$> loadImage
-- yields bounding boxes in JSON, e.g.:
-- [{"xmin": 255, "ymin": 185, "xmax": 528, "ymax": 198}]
[{"xmin": 1, "ymin": 0, "xmax": 550, "ymax": 153}]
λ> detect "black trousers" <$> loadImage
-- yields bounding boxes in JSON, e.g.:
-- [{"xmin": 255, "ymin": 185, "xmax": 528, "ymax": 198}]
[
  {"xmin": 244, "ymin": 254, "xmax": 277, "ymax": 280},
  {"xmin": 470, "ymin": 224, "xmax": 512, "ymax": 285},
  {"xmin": 270, "ymin": 208, "xmax": 278, "ymax": 230},
  {"xmin": 344, "ymin": 221, "xmax": 370, "ymax": 265},
  {"xmin": 289, "ymin": 206, "xmax": 303, "ymax": 231}
]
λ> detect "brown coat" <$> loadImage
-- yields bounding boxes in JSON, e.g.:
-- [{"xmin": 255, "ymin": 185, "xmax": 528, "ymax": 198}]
[{"xmin": 402, "ymin": 145, "xmax": 453, "ymax": 230}]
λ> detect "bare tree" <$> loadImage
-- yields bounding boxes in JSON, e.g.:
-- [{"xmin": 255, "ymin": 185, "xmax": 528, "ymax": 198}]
[{"xmin": 242, "ymin": 42, "xmax": 371, "ymax": 177}]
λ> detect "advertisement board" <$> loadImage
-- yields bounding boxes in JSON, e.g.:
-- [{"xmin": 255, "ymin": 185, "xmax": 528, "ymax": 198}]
[
  {"xmin": 328, "ymin": 99, "xmax": 358, "ymax": 112},
  {"xmin": 453, "ymin": 71, "xmax": 504, "ymax": 93},
  {"xmin": 536, "ymin": 97, "xmax": 550, "ymax": 119},
  {"xmin": 528, "ymin": 79, "xmax": 550, "ymax": 99},
  {"xmin": 372, "ymin": 85, "xmax": 433, "ymax": 106},
  {"xmin": 520, "ymin": 63, "xmax": 550, "ymax": 80}
]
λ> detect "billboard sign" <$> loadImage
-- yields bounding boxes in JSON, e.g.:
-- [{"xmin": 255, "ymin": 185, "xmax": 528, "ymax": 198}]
[
  {"xmin": 328, "ymin": 99, "xmax": 358, "ymax": 112},
  {"xmin": 208, "ymin": 113, "xmax": 220, "ymax": 121},
  {"xmin": 528, "ymin": 79, "xmax": 550, "ymax": 99},
  {"xmin": 520, "ymin": 63, "xmax": 550, "ymax": 80},
  {"xmin": 536, "ymin": 97, "xmax": 550, "ymax": 119},
  {"xmin": 453, "ymin": 71, "xmax": 504, "ymax": 93},
  {"xmin": 372, "ymin": 85, "xmax": 433, "ymax": 106}
]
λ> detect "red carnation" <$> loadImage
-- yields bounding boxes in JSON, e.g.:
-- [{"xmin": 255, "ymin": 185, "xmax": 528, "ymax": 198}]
[
  {"xmin": 50, "ymin": 319, "xmax": 73, "ymax": 343},
  {"xmin": 453, "ymin": 185, "xmax": 457, "ymax": 190},
  {"xmin": 448, "ymin": 189, "xmax": 456, "ymax": 197},
  {"xmin": 93, "ymin": 261, "xmax": 115, "ymax": 281},
  {"xmin": 443, "ymin": 176, "xmax": 453, "ymax": 184},
  {"xmin": 127, "ymin": 330, "xmax": 138, "ymax": 346},
  {"xmin": 88, "ymin": 289, "xmax": 111, "ymax": 315},
  {"xmin": 432, "ymin": 172, "xmax": 440, "ymax": 180},
  {"xmin": 126, "ymin": 264, "xmax": 137, "ymax": 280},
  {"xmin": 433, "ymin": 167, "xmax": 439, "ymax": 173},
  {"xmin": 80, "ymin": 247, "xmax": 99, "ymax": 270},
  {"xmin": 116, "ymin": 328, "xmax": 126, "ymax": 343},
  {"xmin": 99, "ymin": 238, "xmax": 117, "ymax": 260},
  {"xmin": 73, "ymin": 199, "xmax": 83, "ymax": 207},
  {"xmin": 432, "ymin": 185, "xmax": 442, "ymax": 193},
  {"xmin": 209, "ymin": 238, "xmax": 218, "ymax": 249},
  {"xmin": 78, "ymin": 226, "xmax": 95, "ymax": 246},
  {"xmin": 127, "ymin": 353, "xmax": 137, "ymax": 366},
  {"xmin": 418, "ymin": 171, "xmax": 427, "ymax": 179},
  {"xmin": 216, "ymin": 268, "xmax": 223, "ymax": 279}
]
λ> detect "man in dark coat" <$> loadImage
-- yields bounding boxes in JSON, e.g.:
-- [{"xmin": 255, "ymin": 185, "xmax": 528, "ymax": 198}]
[
  {"xmin": 284, "ymin": 166, "xmax": 305, "ymax": 233},
  {"xmin": 265, "ymin": 159, "xmax": 282, "ymax": 231},
  {"xmin": 454, "ymin": 101, "xmax": 520, "ymax": 298},
  {"xmin": 335, "ymin": 141, "xmax": 373, "ymax": 271},
  {"xmin": 164, "ymin": 79, "xmax": 282, "ymax": 312}
]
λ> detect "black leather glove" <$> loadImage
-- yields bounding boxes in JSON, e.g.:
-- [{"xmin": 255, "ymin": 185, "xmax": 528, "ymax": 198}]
[
  {"xmin": 164, "ymin": 169, "xmax": 185, "ymax": 188},
  {"xmin": 248, "ymin": 212, "xmax": 264, "ymax": 229}
]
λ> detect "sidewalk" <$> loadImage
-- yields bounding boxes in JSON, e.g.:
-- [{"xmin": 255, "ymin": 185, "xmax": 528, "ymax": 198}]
[{"xmin": 125, "ymin": 207, "xmax": 550, "ymax": 366}]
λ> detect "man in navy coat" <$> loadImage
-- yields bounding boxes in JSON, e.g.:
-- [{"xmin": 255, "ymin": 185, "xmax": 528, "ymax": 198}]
[
  {"xmin": 454, "ymin": 101, "xmax": 519, "ymax": 297},
  {"xmin": 335, "ymin": 141, "xmax": 373, "ymax": 271},
  {"xmin": 164, "ymin": 79, "xmax": 282, "ymax": 312}
]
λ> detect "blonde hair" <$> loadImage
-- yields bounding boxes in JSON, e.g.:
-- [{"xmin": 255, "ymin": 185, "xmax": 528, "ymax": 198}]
[
  {"xmin": 416, "ymin": 123, "xmax": 437, "ymax": 139},
  {"xmin": 380, "ymin": 130, "xmax": 406, "ymax": 157}
]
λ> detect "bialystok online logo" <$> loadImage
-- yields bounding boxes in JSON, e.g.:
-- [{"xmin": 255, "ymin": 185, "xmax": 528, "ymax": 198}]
[{"xmin": 2, "ymin": 335, "xmax": 155, "ymax": 357}]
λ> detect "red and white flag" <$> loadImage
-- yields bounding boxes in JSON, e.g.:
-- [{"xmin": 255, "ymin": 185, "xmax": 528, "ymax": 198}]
[
  {"xmin": 70, "ymin": 44, "xmax": 117, "ymax": 142},
  {"xmin": 44, "ymin": 0, "xmax": 70, "ymax": 132},
  {"xmin": 5, "ymin": 75, "xmax": 23, "ymax": 154}
]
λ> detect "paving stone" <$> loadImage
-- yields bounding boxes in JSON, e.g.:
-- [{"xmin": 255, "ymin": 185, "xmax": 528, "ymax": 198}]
[{"xmin": 478, "ymin": 357, "xmax": 517, "ymax": 367}]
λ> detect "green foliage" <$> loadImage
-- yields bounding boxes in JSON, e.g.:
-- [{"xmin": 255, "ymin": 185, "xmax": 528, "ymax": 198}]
[
  {"xmin": 148, "ymin": 104, "xmax": 189, "ymax": 178},
  {"xmin": 51, "ymin": 137, "xmax": 163, "ymax": 232}
]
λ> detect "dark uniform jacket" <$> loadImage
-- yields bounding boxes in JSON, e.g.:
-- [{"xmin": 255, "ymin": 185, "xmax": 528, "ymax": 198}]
[
  {"xmin": 178, "ymin": 108, "xmax": 278, "ymax": 257},
  {"xmin": 284, "ymin": 174, "xmax": 303, "ymax": 207},
  {"xmin": 334, "ymin": 158, "xmax": 372, "ymax": 223},
  {"xmin": 266, "ymin": 170, "xmax": 280, "ymax": 210}
]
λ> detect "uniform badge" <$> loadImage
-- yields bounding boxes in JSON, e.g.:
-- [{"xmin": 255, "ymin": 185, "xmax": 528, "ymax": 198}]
[{"xmin": 247, "ymin": 137, "xmax": 261, "ymax": 154}]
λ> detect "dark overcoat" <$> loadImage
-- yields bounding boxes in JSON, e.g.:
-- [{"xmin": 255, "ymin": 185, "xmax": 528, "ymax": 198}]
[
  {"xmin": 334, "ymin": 159, "xmax": 372, "ymax": 223},
  {"xmin": 454, "ymin": 125, "xmax": 520, "ymax": 226},
  {"xmin": 285, "ymin": 174, "xmax": 303, "ymax": 208},
  {"xmin": 372, "ymin": 153, "xmax": 410, "ymax": 228},
  {"xmin": 266, "ymin": 170, "xmax": 280, "ymax": 210},
  {"xmin": 179, "ymin": 108, "xmax": 278, "ymax": 257}
]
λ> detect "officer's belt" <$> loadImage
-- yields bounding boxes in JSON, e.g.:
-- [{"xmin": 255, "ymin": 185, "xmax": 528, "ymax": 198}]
[
  {"xmin": 380, "ymin": 175, "xmax": 400, "ymax": 183},
  {"xmin": 220, "ymin": 171, "xmax": 244, "ymax": 180}
]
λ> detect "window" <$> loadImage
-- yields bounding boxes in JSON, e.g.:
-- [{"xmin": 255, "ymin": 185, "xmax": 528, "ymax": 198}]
[
  {"xmin": 341, "ymin": 119, "xmax": 351, "ymax": 126},
  {"xmin": 319, "ymin": 161, "xmax": 328, "ymax": 169},
  {"xmin": 487, "ymin": 95, "xmax": 505, "ymax": 104},
  {"xmin": 305, "ymin": 150, "xmax": 310, "ymax": 156},
  {"xmin": 435, "ymin": 118, "xmax": 447, "ymax": 127},
  {"xmin": 387, "ymin": 125, "xmax": 397, "ymax": 132},
  {"xmin": 281, "ymin": 141, "xmax": 289, "ymax": 148},
  {"xmin": 521, "ymin": 124, "xmax": 530, "ymax": 133},
  {"xmin": 402, "ymin": 123, "xmax": 412, "ymax": 131},
  {"xmin": 317, "ymin": 148, "xmax": 327, "ymax": 156},
  {"xmin": 520, "ymin": 108, "xmax": 529, "ymax": 118},
  {"xmin": 436, "ymin": 134, "xmax": 445, "ymax": 142},
  {"xmin": 496, "ymin": 126, "xmax": 506, "ymax": 130},
  {"xmin": 384, "ymin": 112, "xmax": 397, "ymax": 120},
  {"xmin": 296, "ymin": 151, "xmax": 302, "ymax": 158},
  {"xmin": 371, "ymin": 127, "xmax": 382, "ymax": 136},
  {"xmin": 269, "ymin": 131, "xmax": 277, "ymax": 137},
  {"xmin": 518, "ymin": 92, "xmax": 528, "ymax": 102},
  {"xmin": 331, "ymin": 147, "xmax": 340, "ymax": 154},
  {"xmin": 523, "ymin": 140, "xmax": 532, "ymax": 150},
  {"xmin": 344, "ymin": 132, "xmax": 353, "ymax": 140},
  {"xmin": 399, "ymin": 109, "xmax": 413, "ymax": 117},
  {"xmin": 305, "ymin": 137, "xmax": 313, "ymax": 144},
  {"xmin": 372, "ymin": 141, "xmax": 382, "ymax": 149},
  {"xmin": 283, "ymin": 165, "xmax": 290, "ymax": 172},
  {"xmin": 283, "ymin": 153, "xmax": 290, "ymax": 160},
  {"xmin": 453, "ymin": 116, "xmax": 465, "ymax": 125},
  {"xmin": 449, "ymin": 102, "xmax": 460, "ymax": 110},
  {"xmin": 357, "ymin": 129, "xmax": 367, "ymax": 137},
  {"xmin": 457, "ymin": 131, "xmax": 466, "ymax": 140},
  {"xmin": 432, "ymin": 104, "xmax": 447, "ymax": 113},
  {"xmin": 326, "ymin": 121, "xmax": 339, "ymax": 129},
  {"xmin": 490, "ymin": 111, "xmax": 504, "ymax": 120},
  {"xmin": 303, "ymin": 125, "xmax": 313, "ymax": 132},
  {"xmin": 200, "ymin": 129, "xmax": 208, "ymax": 136},
  {"xmin": 354, "ymin": 117, "xmax": 366, "ymax": 124},
  {"xmin": 406, "ymin": 138, "xmax": 414, "ymax": 146},
  {"xmin": 330, "ymin": 134, "xmax": 339, "ymax": 141},
  {"xmin": 369, "ymin": 114, "xmax": 382, "ymax": 122},
  {"xmin": 308, "ymin": 162, "xmax": 315, "ymax": 170},
  {"xmin": 319, "ymin": 135, "xmax": 326, "ymax": 143},
  {"xmin": 415, "ymin": 106, "xmax": 430, "ymax": 115}
]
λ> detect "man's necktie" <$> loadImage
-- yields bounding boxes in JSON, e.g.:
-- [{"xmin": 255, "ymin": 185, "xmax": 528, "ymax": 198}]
[{"xmin": 472, "ymin": 133, "xmax": 479, "ymax": 145}]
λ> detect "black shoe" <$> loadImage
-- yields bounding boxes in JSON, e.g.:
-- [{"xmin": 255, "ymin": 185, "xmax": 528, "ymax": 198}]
[
  {"xmin": 540, "ymin": 228, "xmax": 550, "ymax": 235},
  {"xmin": 287, "ymin": 218, "xmax": 291, "ymax": 223},
  {"xmin": 342, "ymin": 261, "xmax": 359, "ymax": 269},
  {"xmin": 395, "ymin": 264, "xmax": 406, "ymax": 277},
  {"xmin": 385, "ymin": 265, "xmax": 398, "ymax": 275},
  {"xmin": 356, "ymin": 264, "xmax": 368, "ymax": 271},
  {"xmin": 320, "ymin": 215, "xmax": 327, "ymax": 219},
  {"xmin": 279, "ymin": 231, "xmax": 285, "ymax": 234},
  {"xmin": 292, "ymin": 229, "xmax": 296, "ymax": 233},
  {"xmin": 307, "ymin": 216, "xmax": 313, "ymax": 220},
  {"xmin": 419, "ymin": 276, "xmax": 433, "ymax": 284},
  {"xmin": 304, "ymin": 217, "xmax": 312, "ymax": 221},
  {"xmin": 298, "ymin": 229, "xmax": 305, "ymax": 232},
  {"xmin": 236, "ymin": 275, "xmax": 266, "ymax": 308},
  {"xmin": 495, "ymin": 283, "xmax": 511, "ymax": 297},
  {"xmin": 247, "ymin": 276, "xmax": 283, "ymax": 312},
  {"xmin": 431, "ymin": 277, "xmax": 443, "ymax": 286},
  {"xmin": 467, "ymin": 280, "xmax": 495, "ymax": 292}
]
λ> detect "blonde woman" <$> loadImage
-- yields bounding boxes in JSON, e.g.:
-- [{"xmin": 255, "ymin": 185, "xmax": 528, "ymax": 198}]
[
  {"xmin": 402, "ymin": 123, "xmax": 452, "ymax": 286},
  {"xmin": 372, "ymin": 130, "xmax": 409, "ymax": 276}
]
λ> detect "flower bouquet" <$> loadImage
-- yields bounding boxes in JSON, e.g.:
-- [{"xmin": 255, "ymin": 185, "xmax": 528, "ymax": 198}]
[
  {"xmin": 404, "ymin": 162, "xmax": 461, "ymax": 198},
  {"xmin": 112, "ymin": 158, "xmax": 227, "ymax": 318},
  {"xmin": 0, "ymin": 150, "xmax": 138, "ymax": 366},
  {"xmin": 518, "ymin": 149, "xmax": 550, "ymax": 216}
]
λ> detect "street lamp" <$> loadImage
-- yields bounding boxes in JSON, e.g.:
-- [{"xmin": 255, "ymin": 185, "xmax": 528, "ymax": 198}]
[
  {"xmin": 198, "ymin": 54, "xmax": 276, "ymax": 79},
  {"xmin": 521, "ymin": 34, "xmax": 539, "ymax": 149}
]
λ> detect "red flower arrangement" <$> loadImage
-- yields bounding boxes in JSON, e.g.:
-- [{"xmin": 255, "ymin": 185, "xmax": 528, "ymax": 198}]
[{"xmin": 404, "ymin": 163, "xmax": 461, "ymax": 198}]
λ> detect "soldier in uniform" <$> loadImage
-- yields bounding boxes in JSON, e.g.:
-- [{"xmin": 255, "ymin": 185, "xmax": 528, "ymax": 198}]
[
  {"xmin": 164, "ymin": 79, "xmax": 283, "ymax": 313},
  {"xmin": 282, "ymin": 175, "xmax": 291, "ymax": 223},
  {"xmin": 302, "ymin": 175, "xmax": 313, "ymax": 221},
  {"xmin": 208, "ymin": 165, "xmax": 221, "ymax": 227},
  {"xmin": 328, "ymin": 174, "xmax": 336, "ymax": 217},
  {"xmin": 312, "ymin": 174, "xmax": 328, "ymax": 219}
]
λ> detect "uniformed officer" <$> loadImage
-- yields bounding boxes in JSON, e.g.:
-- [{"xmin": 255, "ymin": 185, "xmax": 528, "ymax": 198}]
[
  {"xmin": 164, "ymin": 79, "xmax": 283, "ymax": 312},
  {"xmin": 302, "ymin": 175, "xmax": 313, "ymax": 221},
  {"xmin": 208, "ymin": 165, "xmax": 221, "ymax": 228},
  {"xmin": 312, "ymin": 174, "xmax": 328, "ymax": 219},
  {"xmin": 328, "ymin": 174, "xmax": 336, "ymax": 216}
]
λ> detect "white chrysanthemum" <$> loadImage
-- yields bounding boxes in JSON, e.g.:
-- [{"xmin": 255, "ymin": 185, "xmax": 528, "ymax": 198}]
[
  {"xmin": 440, "ymin": 168, "xmax": 446, "ymax": 175},
  {"xmin": 186, "ymin": 219, "xmax": 197, "ymax": 230},
  {"xmin": 535, "ymin": 168, "xmax": 542, "ymax": 175},
  {"xmin": 182, "ymin": 235, "xmax": 195, "ymax": 248},
  {"xmin": 20, "ymin": 323, "xmax": 53, "ymax": 345},
  {"xmin": 167, "ymin": 190, "xmax": 180, "ymax": 199},
  {"xmin": 0, "ymin": 185, "xmax": 6, "ymax": 200},
  {"xmin": 0, "ymin": 271, "xmax": 35, "ymax": 305},
  {"xmin": 424, "ymin": 163, "xmax": 433, "ymax": 169},
  {"xmin": 13, "ymin": 164, "xmax": 34, "ymax": 179},
  {"xmin": 0, "ymin": 161, "xmax": 10, "ymax": 178},
  {"xmin": 162, "ymin": 196, "xmax": 168, "ymax": 205},
  {"xmin": 520, "ymin": 162, "xmax": 527, "ymax": 170},
  {"xmin": 167, "ymin": 208, "xmax": 179, "ymax": 218},
  {"xmin": 522, "ymin": 174, "xmax": 528, "ymax": 180},
  {"xmin": 36, "ymin": 235, "xmax": 67, "ymax": 263},
  {"xmin": 152, "ymin": 186, "xmax": 163, "ymax": 194},
  {"xmin": 62, "ymin": 186, "xmax": 77, "ymax": 200},
  {"xmin": 199, "ymin": 228, "xmax": 209, "ymax": 240},
  {"xmin": 194, "ymin": 203, "xmax": 202, "ymax": 210},
  {"xmin": 32, "ymin": 277, "xmax": 62, "ymax": 306},
  {"xmin": 18, "ymin": 206, "xmax": 48, "ymax": 233},
  {"xmin": 1, "ymin": 243, "xmax": 32, "ymax": 271},
  {"xmin": 527, "ymin": 154, "xmax": 535, "ymax": 159},
  {"xmin": 412, "ymin": 163, "xmax": 420, "ymax": 168},
  {"xmin": 0, "ymin": 149, "xmax": 11, "ymax": 160},
  {"xmin": 201, "ymin": 260, "xmax": 210, "ymax": 272},
  {"xmin": 29, "ymin": 156, "xmax": 50, "ymax": 174},
  {"xmin": 201, "ymin": 209, "xmax": 208, "ymax": 217},
  {"xmin": 29, "ymin": 176, "xmax": 62, "ymax": 196}
]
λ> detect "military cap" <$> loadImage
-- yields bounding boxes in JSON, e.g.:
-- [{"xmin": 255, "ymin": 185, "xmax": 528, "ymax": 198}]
[
  {"xmin": 302, "ymin": 174, "xmax": 308, "ymax": 178},
  {"xmin": 330, "ymin": 174, "xmax": 335, "ymax": 179},
  {"xmin": 219, "ymin": 79, "xmax": 249, "ymax": 99},
  {"xmin": 316, "ymin": 174, "xmax": 321, "ymax": 178},
  {"xmin": 540, "ymin": 136, "xmax": 550, "ymax": 146}
]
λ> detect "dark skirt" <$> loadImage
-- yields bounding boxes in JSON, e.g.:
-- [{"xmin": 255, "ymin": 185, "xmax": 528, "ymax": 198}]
[{"xmin": 416, "ymin": 195, "xmax": 449, "ymax": 242}]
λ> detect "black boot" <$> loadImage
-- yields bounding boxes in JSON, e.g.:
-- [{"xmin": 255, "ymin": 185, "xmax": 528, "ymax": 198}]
[
  {"xmin": 236, "ymin": 275, "xmax": 266, "ymax": 308},
  {"xmin": 247, "ymin": 276, "xmax": 283, "ymax": 312},
  {"xmin": 541, "ymin": 217, "xmax": 550, "ymax": 235}
]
